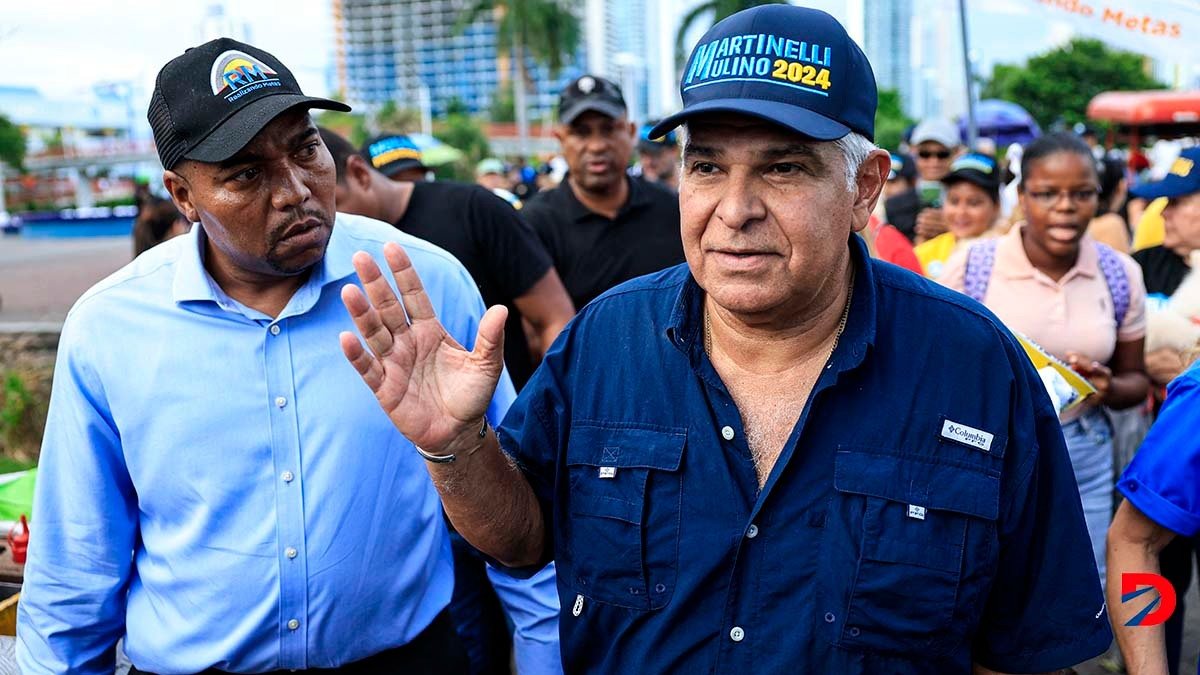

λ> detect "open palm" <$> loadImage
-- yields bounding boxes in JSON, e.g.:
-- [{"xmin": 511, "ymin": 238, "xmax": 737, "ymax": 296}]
[{"xmin": 340, "ymin": 243, "xmax": 507, "ymax": 453}]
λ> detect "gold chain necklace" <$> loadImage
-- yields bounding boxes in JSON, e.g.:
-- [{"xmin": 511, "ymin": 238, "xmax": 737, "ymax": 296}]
[{"xmin": 704, "ymin": 267, "xmax": 856, "ymax": 361}]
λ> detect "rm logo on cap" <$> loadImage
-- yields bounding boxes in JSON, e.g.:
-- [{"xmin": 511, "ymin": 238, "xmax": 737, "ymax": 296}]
[{"xmin": 210, "ymin": 50, "xmax": 280, "ymax": 102}]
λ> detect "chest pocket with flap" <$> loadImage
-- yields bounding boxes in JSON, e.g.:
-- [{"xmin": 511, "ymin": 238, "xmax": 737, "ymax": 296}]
[{"xmin": 564, "ymin": 424, "xmax": 685, "ymax": 610}]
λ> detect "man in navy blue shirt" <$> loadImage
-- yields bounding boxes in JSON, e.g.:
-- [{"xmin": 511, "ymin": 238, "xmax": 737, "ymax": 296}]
[{"xmin": 340, "ymin": 6, "xmax": 1113, "ymax": 674}]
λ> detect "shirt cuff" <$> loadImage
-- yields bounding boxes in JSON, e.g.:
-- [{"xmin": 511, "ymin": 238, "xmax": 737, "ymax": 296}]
[{"xmin": 1118, "ymin": 476, "xmax": 1200, "ymax": 537}]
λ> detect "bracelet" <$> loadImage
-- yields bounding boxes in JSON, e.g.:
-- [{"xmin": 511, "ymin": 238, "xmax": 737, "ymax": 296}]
[{"xmin": 414, "ymin": 418, "xmax": 489, "ymax": 464}]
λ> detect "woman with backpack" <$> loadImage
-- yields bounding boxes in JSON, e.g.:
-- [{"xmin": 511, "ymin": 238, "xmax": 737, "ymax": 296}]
[{"xmin": 940, "ymin": 132, "xmax": 1150, "ymax": 584}]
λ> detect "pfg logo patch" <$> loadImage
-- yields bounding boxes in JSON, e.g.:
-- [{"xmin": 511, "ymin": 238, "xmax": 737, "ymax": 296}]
[
  {"xmin": 1121, "ymin": 573, "xmax": 1177, "ymax": 626},
  {"xmin": 210, "ymin": 50, "xmax": 280, "ymax": 103}
]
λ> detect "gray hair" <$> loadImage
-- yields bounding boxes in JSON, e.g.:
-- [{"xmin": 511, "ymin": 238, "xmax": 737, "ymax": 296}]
[{"xmin": 832, "ymin": 131, "xmax": 877, "ymax": 192}]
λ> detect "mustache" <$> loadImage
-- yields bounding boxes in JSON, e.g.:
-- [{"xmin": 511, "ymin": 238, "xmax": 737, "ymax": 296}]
[{"xmin": 268, "ymin": 208, "xmax": 331, "ymax": 247}]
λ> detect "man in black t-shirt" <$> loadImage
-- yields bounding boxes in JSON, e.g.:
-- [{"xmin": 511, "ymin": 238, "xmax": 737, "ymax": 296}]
[
  {"xmin": 320, "ymin": 128, "xmax": 573, "ymax": 390},
  {"xmin": 520, "ymin": 75, "xmax": 684, "ymax": 309}
]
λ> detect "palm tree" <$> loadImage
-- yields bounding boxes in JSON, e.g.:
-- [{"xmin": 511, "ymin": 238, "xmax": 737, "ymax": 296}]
[
  {"xmin": 458, "ymin": 0, "xmax": 582, "ymax": 157},
  {"xmin": 675, "ymin": 0, "xmax": 789, "ymax": 71}
]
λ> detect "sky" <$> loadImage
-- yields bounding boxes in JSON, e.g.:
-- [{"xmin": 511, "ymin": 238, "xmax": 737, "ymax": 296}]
[{"xmin": 0, "ymin": 0, "xmax": 1117, "ymax": 111}]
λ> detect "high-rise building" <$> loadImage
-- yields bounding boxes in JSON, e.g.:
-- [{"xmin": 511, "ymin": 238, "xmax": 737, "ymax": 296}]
[
  {"xmin": 332, "ymin": 0, "xmax": 585, "ymax": 120},
  {"xmin": 862, "ymin": 0, "xmax": 914, "ymax": 116}
]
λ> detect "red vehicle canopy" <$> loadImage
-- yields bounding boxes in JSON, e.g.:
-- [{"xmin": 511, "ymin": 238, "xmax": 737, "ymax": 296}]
[{"xmin": 1087, "ymin": 90, "xmax": 1200, "ymax": 143}]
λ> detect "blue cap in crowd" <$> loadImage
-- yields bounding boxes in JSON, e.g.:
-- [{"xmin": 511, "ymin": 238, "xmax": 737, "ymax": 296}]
[
  {"xmin": 638, "ymin": 121, "xmax": 678, "ymax": 152},
  {"xmin": 1131, "ymin": 147, "xmax": 1200, "ymax": 200},
  {"xmin": 650, "ymin": 5, "xmax": 877, "ymax": 141}
]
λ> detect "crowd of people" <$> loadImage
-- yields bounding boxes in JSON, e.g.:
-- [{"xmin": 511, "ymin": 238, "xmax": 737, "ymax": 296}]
[{"xmin": 15, "ymin": 4, "xmax": 1200, "ymax": 675}]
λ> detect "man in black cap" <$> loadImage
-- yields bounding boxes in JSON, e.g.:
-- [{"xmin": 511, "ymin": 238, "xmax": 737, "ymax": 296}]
[
  {"xmin": 520, "ymin": 75, "xmax": 683, "ymax": 310},
  {"xmin": 634, "ymin": 121, "xmax": 680, "ymax": 191},
  {"xmin": 335, "ymin": 5, "xmax": 1111, "ymax": 674},
  {"xmin": 18, "ymin": 38, "xmax": 499, "ymax": 674}
]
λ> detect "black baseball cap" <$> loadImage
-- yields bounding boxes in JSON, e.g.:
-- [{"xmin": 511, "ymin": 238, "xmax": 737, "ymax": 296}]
[
  {"xmin": 558, "ymin": 75, "xmax": 627, "ymax": 124},
  {"xmin": 360, "ymin": 134, "xmax": 427, "ymax": 177},
  {"xmin": 148, "ymin": 37, "xmax": 351, "ymax": 170},
  {"xmin": 651, "ymin": 5, "xmax": 876, "ymax": 141},
  {"xmin": 941, "ymin": 152, "xmax": 1000, "ymax": 201}
]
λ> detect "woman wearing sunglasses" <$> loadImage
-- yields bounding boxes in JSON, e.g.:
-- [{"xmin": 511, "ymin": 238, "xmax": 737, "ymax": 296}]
[
  {"xmin": 941, "ymin": 132, "xmax": 1150, "ymax": 585},
  {"xmin": 914, "ymin": 153, "xmax": 1003, "ymax": 280}
]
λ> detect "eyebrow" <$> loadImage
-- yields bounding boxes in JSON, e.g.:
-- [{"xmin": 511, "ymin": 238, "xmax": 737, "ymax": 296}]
[
  {"xmin": 684, "ymin": 141, "xmax": 828, "ymax": 174},
  {"xmin": 218, "ymin": 126, "xmax": 319, "ymax": 169}
]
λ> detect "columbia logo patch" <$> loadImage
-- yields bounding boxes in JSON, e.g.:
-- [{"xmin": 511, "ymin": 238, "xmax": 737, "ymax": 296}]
[{"xmin": 940, "ymin": 420, "xmax": 994, "ymax": 453}]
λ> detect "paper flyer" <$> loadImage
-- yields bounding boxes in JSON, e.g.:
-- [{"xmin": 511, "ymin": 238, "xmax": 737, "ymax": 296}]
[{"xmin": 1013, "ymin": 332, "xmax": 1098, "ymax": 414}]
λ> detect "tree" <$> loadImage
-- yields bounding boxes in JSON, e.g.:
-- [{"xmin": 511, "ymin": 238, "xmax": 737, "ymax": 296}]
[
  {"xmin": 0, "ymin": 113, "xmax": 25, "ymax": 171},
  {"xmin": 874, "ymin": 88, "xmax": 913, "ymax": 153},
  {"xmin": 675, "ymin": 1, "xmax": 788, "ymax": 69},
  {"xmin": 372, "ymin": 100, "xmax": 421, "ymax": 135},
  {"xmin": 458, "ymin": 0, "xmax": 582, "ymax": 157},
  {"xmin": 982, "ymin": 38, "xmax": 1165, "ymax": 130}
]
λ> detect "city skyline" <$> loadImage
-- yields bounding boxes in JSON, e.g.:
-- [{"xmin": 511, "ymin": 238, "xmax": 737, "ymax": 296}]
[{"xmin": 0, "ymin": 0, "xmax": 1185, "ymax": 131}]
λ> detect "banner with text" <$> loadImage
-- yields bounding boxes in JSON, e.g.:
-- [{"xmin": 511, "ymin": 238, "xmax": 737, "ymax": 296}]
[{"xmin": 1032, "ymin": 0, "xmax": 1200, "ymax": 66}]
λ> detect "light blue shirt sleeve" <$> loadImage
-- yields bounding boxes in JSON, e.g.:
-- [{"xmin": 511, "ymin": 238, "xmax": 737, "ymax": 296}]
[{"xmin": 17, "ymin": 316, "xmax": 139, "ymax": 675}]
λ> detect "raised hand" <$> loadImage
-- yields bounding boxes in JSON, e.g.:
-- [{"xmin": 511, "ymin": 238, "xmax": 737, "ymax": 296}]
[{"xmin": 340, "ymin": 242, "xmax": 508, "ymax": 455}]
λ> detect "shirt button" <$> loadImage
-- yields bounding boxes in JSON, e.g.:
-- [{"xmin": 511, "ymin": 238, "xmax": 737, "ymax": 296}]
[
  {"xmin": 824, "ymin": 612, "xmax": 836, "ymax": 623},
  {"xmin": 287, "ymin": 619, "xmax": 299, "ymax": 631},
  {"xmin": 746, "ymin": 524, "xmax": 759, "ymax": 539},
  {"xmin": 848, "ymin": 626, "xmax": 861, "ymax": 637},
  {"xmin": 270, "ymin": 324, "xmax": 281, "ymax": 335},
  {"xmin": 729, "ymin": 626, "xmax": 745, "ymax": 642},
  {"xmin": 721, "ymin": 426, "xmax": 735, "ymax": 440},
  {"xmin": 285, "ymin": 547, "xmax": 298, "ymax": 559},
  {"xmin": 281, "ymin": 470, "xmax": 294, "ymax": 483},
  {"xmin": 275, "ymin": 396, "xmax": 287, "ymax": 408}
]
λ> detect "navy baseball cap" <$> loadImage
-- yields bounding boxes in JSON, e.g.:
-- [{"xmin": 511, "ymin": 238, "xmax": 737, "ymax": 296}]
[
  {"xmin": 638, "ymin": 121, "xmax": 678, "ymax": 152},
  {"xmin": 942, "ymin": 152, "xmax": 1000, "ymax": 201},
  {"xmin": 361, "ymin": 134, "xmax": 426, "ymax": 177},
  {"xmin": 650, "ymin": 5, "xmax": 876, "ymax": 141},
  {"xmin": 1130, "ymin": 147, "xmax": 1200, "ymax": 200}
]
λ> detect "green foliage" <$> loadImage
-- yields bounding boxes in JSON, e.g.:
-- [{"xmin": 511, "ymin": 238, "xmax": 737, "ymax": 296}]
[
  {"xmin": 316, "ymin": 109, "xmax": 369, "ymax": 147},
  {"xmin": 874, "ymin": 88, "xmax": 913, "ymax": 153},
  {"xmin": 459, "ymin": 1, "xmax": 583, "ymax": 76},
  {"xmin": 435, "ymin": 115, "xmax": 491, "ymax": 166},
  {"xmin": 0, "ymin": 371, "xmax": 42, "ymax": 458},
  {"xmin": 0, "ymin": 113, "xmax": 25, "ymax": 171},
  {"xmin": 675, "ymin": 1, "xmax": 788, "ymax": 66},
  {"xmin": 981, "ymin": 38, "xmax": 1166, "ymax": 129},
  {"xmin": 373, "ymin": 100, "xmax": 421, "ymax": 135},
  {"xmin": 489, "ymin": 86, "xmax": 516, "ymax": 123}
]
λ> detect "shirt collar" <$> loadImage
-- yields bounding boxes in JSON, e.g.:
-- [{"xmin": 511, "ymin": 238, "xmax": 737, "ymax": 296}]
[
  {"xmin": 666, "ymin": 234, "xmax": 878, "ymax": 372},
  {"xmin": 997, "ymin": 223, "xmax": 1098, "ymax": 281},
  {"xmin": 171, "ymin": 215, "xmax": 360, "ymax": 308},
  {"xmin": 562, "ymin": 174, "xmax": 650, "ymax": 222}
]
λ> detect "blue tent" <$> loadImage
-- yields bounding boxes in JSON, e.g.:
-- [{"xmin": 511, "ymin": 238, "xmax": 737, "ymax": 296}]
[{"xmin": 959, "ymin": 100, "xmax": 1041, "ymax": 148}]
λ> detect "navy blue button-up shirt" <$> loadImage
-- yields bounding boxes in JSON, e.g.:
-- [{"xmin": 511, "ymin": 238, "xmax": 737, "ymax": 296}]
[{"xmin": 498, "ymin": 236, "xmax": 1112, "ymax": 674}]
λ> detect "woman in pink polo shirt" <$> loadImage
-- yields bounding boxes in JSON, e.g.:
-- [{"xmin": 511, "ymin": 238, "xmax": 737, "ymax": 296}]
[{"xmin": 941, "ymin": 132, "xmax": 1149, "ymax": 584}]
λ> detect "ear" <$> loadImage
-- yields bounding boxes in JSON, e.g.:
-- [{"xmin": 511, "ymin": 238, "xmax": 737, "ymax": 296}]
[
  {"xmin": 162, "ymin": 167, "xmax": 200, "ymax": 223},
  {"xmin": 552, "ymin": 125, "xmax": 568, "ymax": 144},
  {"xmin": 851, "ymin": 149, "xmax": 892, "ymax": 233},
  {"xmin": 625, "ymin": 119, "xmax": 637, "ymax": 140},
  {"xmin": 345, "ymin": 154, "xmax": 374, "ymax": 193}
]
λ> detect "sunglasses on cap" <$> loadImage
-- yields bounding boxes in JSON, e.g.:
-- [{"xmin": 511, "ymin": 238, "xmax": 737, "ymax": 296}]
[{"xmin": 918, "ymin": 149, "xmax": 952, "ymax": 160}]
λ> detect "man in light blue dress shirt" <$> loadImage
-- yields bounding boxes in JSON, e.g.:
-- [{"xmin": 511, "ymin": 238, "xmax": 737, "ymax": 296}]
[{"xmin": 17, "ymin": 38, "xmax": 558, "ymax": 675}]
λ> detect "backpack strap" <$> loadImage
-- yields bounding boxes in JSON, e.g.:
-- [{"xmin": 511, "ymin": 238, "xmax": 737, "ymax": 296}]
[
  {"xmin": 962, "ymin": 239, "xmax": 1000, "ymax": 304},
  {"xmin": 1094, "ymin": 242, "xmax": 1131, "ymax": 327}
]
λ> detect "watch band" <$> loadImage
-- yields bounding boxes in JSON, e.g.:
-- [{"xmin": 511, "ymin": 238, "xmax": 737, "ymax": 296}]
[{"xmin": 414, "ymin": 418, "xmax": 488, "ymax": 464}]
